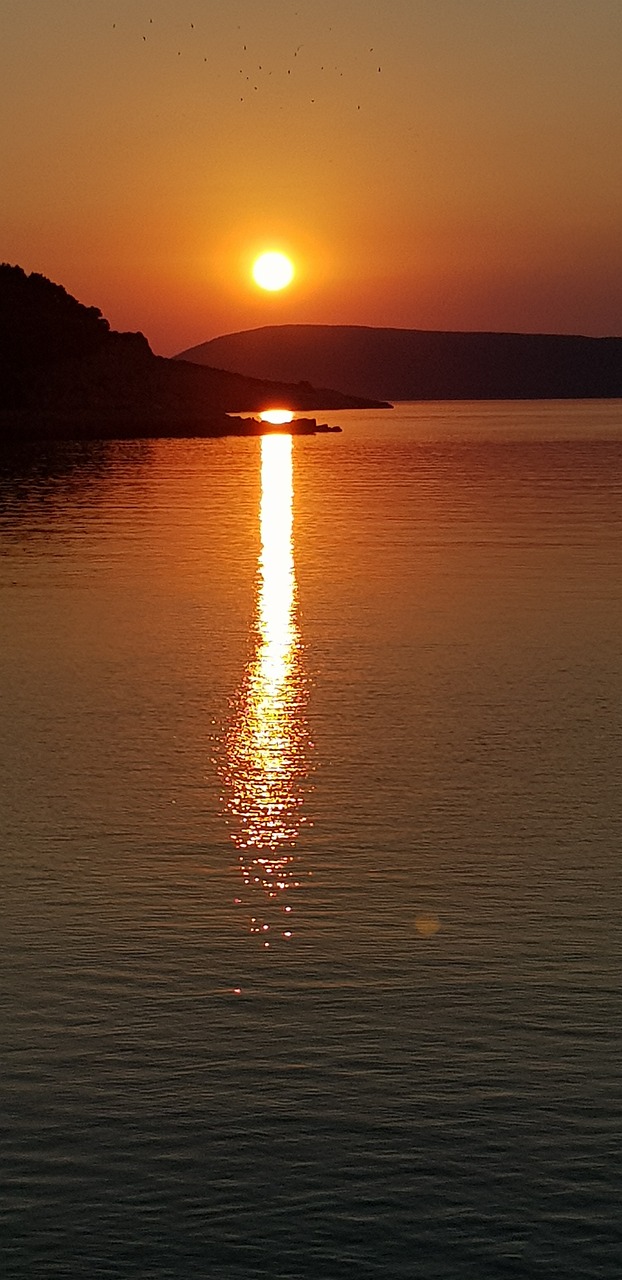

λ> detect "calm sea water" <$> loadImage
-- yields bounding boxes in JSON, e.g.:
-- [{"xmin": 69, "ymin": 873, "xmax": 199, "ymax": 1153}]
[{"xmin": 1, "ymin": 401, "xmax": 621, "ymax": 1279}]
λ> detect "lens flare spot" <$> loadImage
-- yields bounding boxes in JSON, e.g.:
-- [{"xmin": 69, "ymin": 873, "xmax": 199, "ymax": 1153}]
[{"xmin": 415, "ymin": 912, "xmax": 441, "ymax": 938}]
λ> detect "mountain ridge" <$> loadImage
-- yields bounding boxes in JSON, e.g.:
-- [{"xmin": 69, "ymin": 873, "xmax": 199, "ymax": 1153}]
[{"xmin": 177, "ymin": 323, "xmax": 622, "ymax": 401}]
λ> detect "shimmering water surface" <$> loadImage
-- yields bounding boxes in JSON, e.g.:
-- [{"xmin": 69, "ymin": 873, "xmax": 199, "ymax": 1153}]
[{"xmin": 1, "ymin": 402, "xmax": 621, "ymax": 1279}]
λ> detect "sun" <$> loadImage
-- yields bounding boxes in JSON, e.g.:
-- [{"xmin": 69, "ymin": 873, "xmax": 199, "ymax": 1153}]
[{"xmin": 252, "ymin": 251, "xmax": 295, "ymax": 292}]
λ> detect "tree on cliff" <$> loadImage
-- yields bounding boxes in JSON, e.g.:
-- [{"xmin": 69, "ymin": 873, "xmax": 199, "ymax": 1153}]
[
  {"xmin": 0, "ymin": 264, "xmax": 112, "ymax": 366},
  {"xmin": 0, "ymin": 264, "xmax": 114, "ymax": 407}
]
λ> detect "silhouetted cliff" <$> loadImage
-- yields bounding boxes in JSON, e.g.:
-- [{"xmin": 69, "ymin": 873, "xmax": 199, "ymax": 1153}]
[
  {"xmin": 178, "ymin": 324, "xmax": 622, "ymax": 401},
  {"xmin": 0, "ymin": 267, "xmax": 384, "ymax": 440}
]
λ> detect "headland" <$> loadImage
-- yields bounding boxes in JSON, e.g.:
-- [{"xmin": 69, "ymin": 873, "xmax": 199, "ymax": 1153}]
[{"xmin": 0, "ymin": 266, "xmax": 384, "ymax": 445}]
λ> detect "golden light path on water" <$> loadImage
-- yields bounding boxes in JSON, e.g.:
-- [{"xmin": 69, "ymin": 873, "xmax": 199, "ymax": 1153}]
[{"xmin": 223, "ymin": 434, "xmax": 311, "ymax": 947}]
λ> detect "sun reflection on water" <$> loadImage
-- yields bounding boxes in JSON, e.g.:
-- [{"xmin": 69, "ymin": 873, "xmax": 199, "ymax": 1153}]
[{"xmin": 223, "ymin": 434, "xmax": 311, "ymax": 945}]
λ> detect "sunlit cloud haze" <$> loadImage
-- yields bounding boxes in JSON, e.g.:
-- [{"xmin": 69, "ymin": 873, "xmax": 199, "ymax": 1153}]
[{"xmin": 2, "ymin": 0, "xmax": 621, "ymax": 352}]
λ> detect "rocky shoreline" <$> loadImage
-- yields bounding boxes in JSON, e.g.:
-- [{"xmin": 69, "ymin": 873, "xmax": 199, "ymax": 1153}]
[{"xmin": 0, "ymin": 409, "xmax": 341, "ymax": 443}]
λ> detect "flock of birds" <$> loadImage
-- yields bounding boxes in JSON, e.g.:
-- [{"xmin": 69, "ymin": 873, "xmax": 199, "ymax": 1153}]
[{"xmin": 111, "ymin": 17, "xmax": 382, "ymax": 110}]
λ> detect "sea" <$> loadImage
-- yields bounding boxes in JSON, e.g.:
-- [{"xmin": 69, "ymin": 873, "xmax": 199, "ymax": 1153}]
[{"xmin": 1, "ymin": 400, "xmax": 621, "ymax": 1279}]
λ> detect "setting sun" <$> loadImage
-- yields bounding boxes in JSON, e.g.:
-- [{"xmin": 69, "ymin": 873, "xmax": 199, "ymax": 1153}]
[
  {"xmin": 259, "ymin": 409, "xmax": 294, "ymax": 424},
  {"xmin": 252, "ymin": 252, "xmax": 295, "ymax": 292}
]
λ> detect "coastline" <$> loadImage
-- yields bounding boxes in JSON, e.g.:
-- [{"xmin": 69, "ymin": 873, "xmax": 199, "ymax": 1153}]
[{"xmin": 0, "ymin": 410, "xmax": 342, "ymax": 443}]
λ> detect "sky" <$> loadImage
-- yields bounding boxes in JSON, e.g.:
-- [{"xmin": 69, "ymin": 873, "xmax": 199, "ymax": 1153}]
[{"xmin": 2, "ymin": 0, "xmax": 622, "ymax": 354}]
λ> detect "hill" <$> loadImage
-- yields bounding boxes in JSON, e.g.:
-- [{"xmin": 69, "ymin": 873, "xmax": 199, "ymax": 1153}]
[
  {"xmin": 0, "ymin": 267, "xmax": 385, "ymax": 441},
  {"xmin": 177, "ymin": 324, "xmax": 622, "ymax": 401}
]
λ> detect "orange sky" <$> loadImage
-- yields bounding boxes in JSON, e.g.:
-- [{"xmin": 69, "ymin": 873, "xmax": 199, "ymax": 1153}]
[{"xmin": 2, "ymin": 0, "xmax": 621, "ymax": 353}]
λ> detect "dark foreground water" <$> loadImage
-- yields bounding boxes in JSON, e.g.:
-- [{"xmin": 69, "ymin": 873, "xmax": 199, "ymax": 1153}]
[{"xmin": 1, "ymin": 402, "xmax": 621, "ymax": 1279}]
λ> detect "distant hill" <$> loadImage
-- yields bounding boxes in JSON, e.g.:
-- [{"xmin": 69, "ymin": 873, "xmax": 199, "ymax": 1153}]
[
  {"xmin": 178, "ymin": 324, "xmax": 622, "ymax": 401},
  {"xmin": 0, "ymin": 267, "xmax": 384, "ymax": 441}
]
